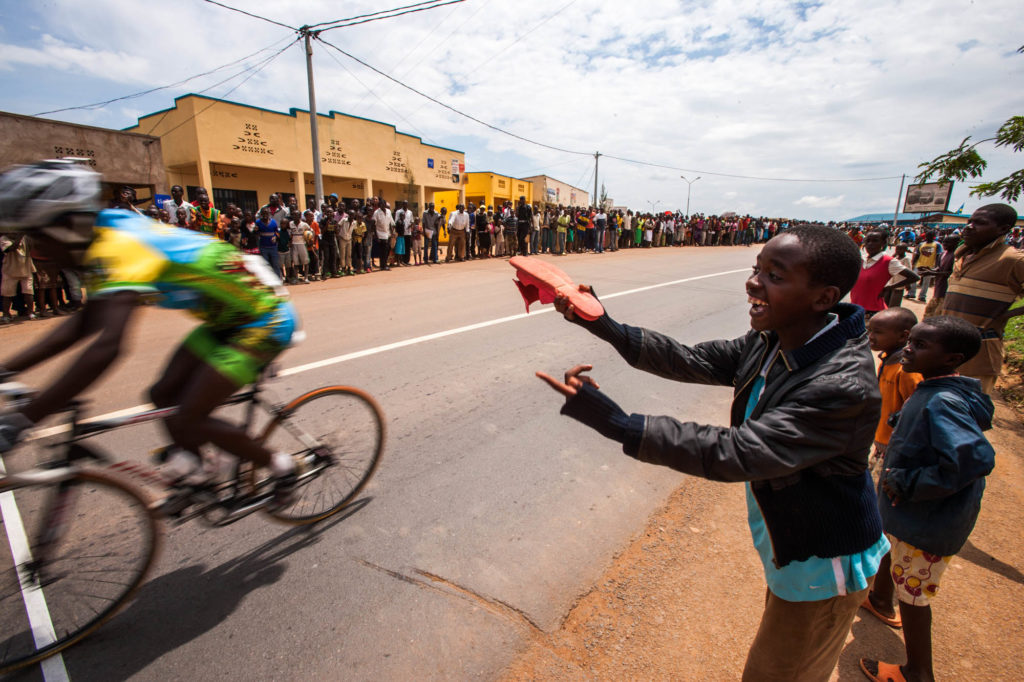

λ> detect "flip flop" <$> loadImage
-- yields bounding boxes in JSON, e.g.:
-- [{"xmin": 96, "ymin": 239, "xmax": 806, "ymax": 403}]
[
  {"xmin": 859, "ymin": 658, "xmax": 907, "ymax": 682},
  {"xmin": 860, "ymin": 597, "xmax": 902, "ymax": 628},
  {"xmin": 509, "ymin": 255, "xmax": 604, "ymax": 321}
]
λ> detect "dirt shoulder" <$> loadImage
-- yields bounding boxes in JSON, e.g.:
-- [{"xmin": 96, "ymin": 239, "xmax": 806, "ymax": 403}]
[{"xmin": 501, "ymin": 316, "xmax": 1024, "ymax": 680}]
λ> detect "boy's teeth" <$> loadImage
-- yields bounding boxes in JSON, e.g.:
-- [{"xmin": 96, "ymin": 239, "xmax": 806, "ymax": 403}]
[{"xmin": 748, "ymin": 296, "xmax": 768, "ymax": 306}]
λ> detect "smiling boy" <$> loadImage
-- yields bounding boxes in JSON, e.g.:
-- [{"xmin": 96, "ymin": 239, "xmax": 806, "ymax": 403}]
[{"xmin": 538, "ymin": 225, "xmax": 886, "ymax": 681}]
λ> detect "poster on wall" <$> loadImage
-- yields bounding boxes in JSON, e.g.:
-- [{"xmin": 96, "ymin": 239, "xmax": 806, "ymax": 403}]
[{"xmin": 903, "ymin": 182, "xmax": 953, "ymax": 213}]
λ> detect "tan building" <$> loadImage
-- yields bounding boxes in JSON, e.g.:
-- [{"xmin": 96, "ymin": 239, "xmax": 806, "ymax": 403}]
[
  {"xmin": 520, "ymin": 174, "xmax": 589, "ymax": 208},
  {"xmin": 124, "ymin": 94, "xmax": 465, "ymax": 213},
  {"xmin": 0, "ymin": 110, "xmax": 166, "ymax": 207},
  {"xmin": 464, "ymin": 172, "xmax": 535, "ymax": 211}
]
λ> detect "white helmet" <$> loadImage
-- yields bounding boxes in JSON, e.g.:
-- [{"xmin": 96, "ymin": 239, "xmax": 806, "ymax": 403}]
[{"xmin": 0, "ymin": 159, "xmax": 100, "ymax": 232}]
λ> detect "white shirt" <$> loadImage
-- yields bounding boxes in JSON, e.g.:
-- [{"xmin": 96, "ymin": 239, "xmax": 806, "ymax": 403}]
[
  {"xmin": 448, "ymin": 211, "xmax": 469, "ymax": 231},
  {"xmin": 863, "ymin": 251, "xmax": 906, "ymax": 278},
  {"xmin": 373, "ymin": 208, "xmax": 393, "ymax": 240}
]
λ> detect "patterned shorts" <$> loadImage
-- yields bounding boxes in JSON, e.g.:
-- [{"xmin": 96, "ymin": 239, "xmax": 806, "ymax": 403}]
[{"xmin": 888, "ymin": 536, "xmax": 952, "ymax": 606}]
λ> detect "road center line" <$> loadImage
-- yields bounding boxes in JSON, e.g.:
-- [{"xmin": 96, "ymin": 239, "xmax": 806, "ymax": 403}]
[{"xmin": 33, "ymin": 266, "xmax": 750, "ymax": 433}]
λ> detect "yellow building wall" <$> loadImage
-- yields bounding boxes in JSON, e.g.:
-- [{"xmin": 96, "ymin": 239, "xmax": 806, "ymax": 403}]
[
  {"xmin": 126, "ymin": 94, "xmax": 465, "ymax": 210},
  {"xmin": 465, "ymin": 172, "xmax": 534, "ymax": 211}
]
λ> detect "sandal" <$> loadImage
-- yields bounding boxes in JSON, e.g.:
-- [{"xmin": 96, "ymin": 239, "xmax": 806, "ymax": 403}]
[
  {"xmin": 859, "ymin": 658, "xmax": 907, "ymax": 682},
  {"xmin": 861, "ymin": 597, "xmax": 902, "ymax": 628}
]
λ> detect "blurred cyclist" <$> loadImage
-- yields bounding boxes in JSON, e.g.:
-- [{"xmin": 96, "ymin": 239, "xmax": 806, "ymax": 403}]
[{"xmin": 0, "ymin": 160, "xmax": 301, "ymax": 506}]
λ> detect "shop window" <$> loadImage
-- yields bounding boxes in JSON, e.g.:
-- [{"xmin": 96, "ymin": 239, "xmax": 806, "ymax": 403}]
[{"xmin": 212, "ymin": 188, "xmax": 259, "ymax": 215}]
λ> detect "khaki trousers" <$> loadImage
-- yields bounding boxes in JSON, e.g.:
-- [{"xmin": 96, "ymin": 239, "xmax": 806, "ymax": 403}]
[{"xmin": 742, "ymin": 580, "xmax": 872, "ymax": 682}]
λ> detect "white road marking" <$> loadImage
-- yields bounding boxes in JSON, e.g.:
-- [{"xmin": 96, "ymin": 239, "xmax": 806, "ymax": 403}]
[
  {"xmin": 0, "ymin": 458, "xmax": 71, "ymax": 682},
  {"xmin": 32, "ymin": 266, "xmax": 751, "ymax": 434}
]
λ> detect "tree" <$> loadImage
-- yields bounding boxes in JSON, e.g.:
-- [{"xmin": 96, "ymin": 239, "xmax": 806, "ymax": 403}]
[
  {"xmin": 916, "ymin": 115, "xmax": 1024, "ymax": 203},
  {"xmin": 600, "ymin": 183, "xmax": 609, "ymax": 210},
  {"xmin": 915, "ymin": 46, "xmax": 1023, "ymax": 203}
]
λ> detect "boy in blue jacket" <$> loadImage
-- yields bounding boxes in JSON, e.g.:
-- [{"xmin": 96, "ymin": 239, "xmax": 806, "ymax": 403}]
[
  {"xmin": 860, "ymin": 316, "xmax": 994, "ymax": 682},
  {"xmin": 539, "ymin": 225, "xmax": 887, "ymax": 681}
]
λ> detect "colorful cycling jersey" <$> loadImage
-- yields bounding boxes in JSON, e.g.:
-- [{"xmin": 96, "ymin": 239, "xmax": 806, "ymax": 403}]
[{"xmin": 84, "ymin": 209, "xmax": 288, "ymax": 328}]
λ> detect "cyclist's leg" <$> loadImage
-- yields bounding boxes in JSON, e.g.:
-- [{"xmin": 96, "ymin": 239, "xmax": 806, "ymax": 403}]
[
  {"xmin": 149, "ymin": 343, "xmax": 204, "ymax": 410},
  {"xmin": 164, "ymin": 361, "xmax": 272, "ymax": 466}
]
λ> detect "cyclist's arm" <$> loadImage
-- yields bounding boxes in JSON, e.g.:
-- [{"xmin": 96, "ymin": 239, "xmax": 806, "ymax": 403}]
[{"xmin": 13, "ymin": 291, "xmax": 140, "ymax": 422}]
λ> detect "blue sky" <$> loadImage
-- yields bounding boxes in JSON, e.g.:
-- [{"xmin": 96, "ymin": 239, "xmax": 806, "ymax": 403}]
[{"xmin": 0, "ymin": 0, "xmax": 1021, "ymax": 220}]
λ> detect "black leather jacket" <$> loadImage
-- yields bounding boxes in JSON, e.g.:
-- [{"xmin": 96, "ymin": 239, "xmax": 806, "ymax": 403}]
[{"xmin": 602, "ymin": 303, "xmax": 884, "ymax": 565}]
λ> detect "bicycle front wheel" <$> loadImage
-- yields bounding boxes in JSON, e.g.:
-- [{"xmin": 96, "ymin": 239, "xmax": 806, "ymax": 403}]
[
  {"xmin": 259, "ymin": 386, "xmax": 385, "ymax": 524},
  {"xmin": 0, "ymin": 469, "xmax": 161, "ymax": 674}
]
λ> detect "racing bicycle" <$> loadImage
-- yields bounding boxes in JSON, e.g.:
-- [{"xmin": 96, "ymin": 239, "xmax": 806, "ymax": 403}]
[{"xmin": 0, "ymin": 370, "xmax": 385, "ymax": 674}]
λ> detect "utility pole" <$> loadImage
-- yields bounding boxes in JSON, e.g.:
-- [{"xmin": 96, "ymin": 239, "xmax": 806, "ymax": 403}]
[
  {"xmin": 593, "ymin": 151, "xmax": 601, "ymax": 209},
  {"xmin": 680, "ymin": 175, "xmax": 701, "ymax": 217},
  {"xmin": 892, "ymin": 173, "xmax": 906, "ymax": 229},
  {"xmin": 302, "ymin": 27, "xmax": 325, "ymax": 210}
]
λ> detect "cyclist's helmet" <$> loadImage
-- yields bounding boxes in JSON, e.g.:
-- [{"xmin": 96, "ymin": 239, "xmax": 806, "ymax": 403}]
[{"xmin": 0, "ymin": 159, "xmax": 100, "ymax": 233}]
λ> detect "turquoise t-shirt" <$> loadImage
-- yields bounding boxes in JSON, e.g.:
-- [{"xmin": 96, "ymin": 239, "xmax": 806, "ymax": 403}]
[{"xmin": 743, "ymin": 328, "xmax": 889, "ymax": 602}]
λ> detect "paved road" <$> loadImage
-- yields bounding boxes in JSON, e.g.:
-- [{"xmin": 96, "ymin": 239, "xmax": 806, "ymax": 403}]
[{"xmin": 2, "ymin": 245, "xmax": 760, "ymax": 681}]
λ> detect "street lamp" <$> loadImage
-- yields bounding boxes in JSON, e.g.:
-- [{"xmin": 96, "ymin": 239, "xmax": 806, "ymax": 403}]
[
  {"xmin": 646, "ymin": 199, "xmax": 661, "ymax": 213},
  {"xmin": 680, "ymin": 175, "xmax": 701, "ymax": 217}
]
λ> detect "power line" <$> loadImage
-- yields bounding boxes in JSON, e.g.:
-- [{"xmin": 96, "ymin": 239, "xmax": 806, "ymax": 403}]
[
  {"xmin": 201, "ymin": 0, "xmax": 296, "ymax": 31},
  {"xmin": 143, "ymin": 38, "xmax": 299, "ymax": 137},
  {"xmin": 32, "ymin": 35, "xmax": 297, "ymax": 117},
  {"xmin": 316, "ymin": 37, "xmax": 432, "ymax": 143},
  {"xmin": 352, "ymin": 0, "xmax": 490, "ymax": 118},
  {"xmin": 315, "ymin": 0, "xmax": 466, "ymax": 33},
  {"xmin": 315, "ymin": 35, "xmax": 589, "ymax": 156},
  {"xmin": 309, "ymin": 0, "xmax": 454, "ymax": 30}
]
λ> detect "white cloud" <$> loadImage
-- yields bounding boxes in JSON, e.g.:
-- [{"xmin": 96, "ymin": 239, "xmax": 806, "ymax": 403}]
[{"xmin": 795, "ymin": 195, "xmax": 846, "ymax": 208}]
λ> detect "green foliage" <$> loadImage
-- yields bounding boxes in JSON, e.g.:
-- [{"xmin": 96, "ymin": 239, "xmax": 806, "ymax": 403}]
[
  {"xmin": 1006, "ymin": 299, "xmax": 1024, "ymax": 373},
  {"xmin": 917, "ymin": 115, "xmax": 1024, "ymax": 204}
]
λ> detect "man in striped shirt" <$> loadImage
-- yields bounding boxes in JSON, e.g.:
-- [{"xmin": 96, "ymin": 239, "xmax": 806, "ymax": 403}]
[{"xmin": 937, "ymin": 203, "xmax": 1024, "ymax": 395}]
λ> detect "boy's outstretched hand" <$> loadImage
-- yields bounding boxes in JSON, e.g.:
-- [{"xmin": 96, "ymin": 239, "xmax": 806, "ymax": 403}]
[
  {"xmin": 536, "ymin": 364, "xmax": 600, "ymax": 398},
  {"xmin": 553, "ymin": 285, "xmax": 594, "ymax": 322}
]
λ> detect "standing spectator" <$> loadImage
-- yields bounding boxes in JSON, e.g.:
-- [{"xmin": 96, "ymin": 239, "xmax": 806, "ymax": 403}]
[
  {"xmin": 240, "ymin": 211, "xmax": 260, "ymax": 255},
  {"xmin": 256, "ymin": 207, "xmax": 280, "ymax": 275},
  {"xmin": 466, "ymin": 203, "xmax": 477, "ymax": 259},
  {"xmin": 447, "ymin": 204, "xmax": 469, "ymax": 262},
  {"xmin": 538, "ymin": 225, "xmax": 888, "ymax": 681},
  {"xmin": 411, "ymin": 215, "xmax": 424, "ymax": 265},
  {"xmin": 502, "ymin": 204, "xmax": 517, "ymax": 257},
  {"xmin": 276, "ymin": 216, "xmax": 293, "ymax": 281},
  {"xmin": 394, "ymin": 201, "xmax": 412, "ymax": 266},
  {"xmin": 556, "ymin": 208, "xmax": 569, "ymax": 255},
  {"xmin": 882, "ymin": 243, "xmax": 913, "ymax": 308},
  {"xmin": 0, "ymin": 234, "xmax": 35, "ymax": 322},
  {"xmin": 301, "ymin": 210, "xmax": 320, "ymax": 281},
  {"xmin": 850, "ymin": 230, "xmax": 918, "ymax": 319},
  {"xmin": 259, "ymin": 193, "xmax": 288, "ymax": 227},
  {"xmin": 515, "ymin": 196, "xmax": 533, "ymax": 257},
  {"xmin": 351, "ymin": 207, "xmax": 368, "ymax": 274},
  {"xmin": 860, "ymin": 317, "xmax": 994, "ymax": 682},
  {"xmin": 909, "ymin": 231, "xmax": 942, "ymax": 302},
  {"xmin": 192, "ymin": 193, "xmax": 220, "ymax": 235},
  {"xmin": 920, "ymin": 233, "xmax": 962, "ymax": 318},
  {"xmin": 540, "ymin": 208, "xmax": 554, "ymax": 254},
  {"xmin": 865, "ymin": 307, "xmax": 922, "ymax": 476},
  {"xmin": 337, "ymin": 203, "xmax": 354, "ymax": 276},
  {"xmin": 475, "ymin": 205, "xmax": 491, "ymax": 257},
  {"xmin": 372, "ymin": 198, "xmax": 394, "ymax": 271},
  {"xmin": 321, "ymin": 206, "xmax": 340, "ymax": 277},
  {"xmin": 936, "ymin": 204, "xmax": 1024, "ymax": 395},
  {"xmin": 422, "ymin": 202, "xmax": 440, "ymax": 264},
  {"xmin": 594, "ymin": 208, "xmax": 607, "ymax": 253},
  {"xmin": 531, "ymin": 205, "xmax": 541, "ymax": 255},
  {"xmin": 163, "ymin": 185, "xmax": 193, "ymax": 227}
]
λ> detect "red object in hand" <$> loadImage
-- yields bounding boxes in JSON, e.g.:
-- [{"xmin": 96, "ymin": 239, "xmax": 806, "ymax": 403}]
[{"xmin": 510, "ymin": 256, "xmax": 604, "ymax": 320}]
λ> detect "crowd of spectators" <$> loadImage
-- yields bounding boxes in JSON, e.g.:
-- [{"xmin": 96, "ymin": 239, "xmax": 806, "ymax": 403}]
[{"xmin": 10, "ymin": 181, "xmax": 1018, "ymax": 326}]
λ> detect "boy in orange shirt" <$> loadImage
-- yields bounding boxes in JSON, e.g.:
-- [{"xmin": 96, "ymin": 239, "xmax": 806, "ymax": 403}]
[{"xmin": 866, "ymin": 307, "xmax": 922, "ymax": 476}]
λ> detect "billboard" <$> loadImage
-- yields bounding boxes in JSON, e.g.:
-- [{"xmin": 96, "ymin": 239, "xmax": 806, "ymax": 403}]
[{"xmin": 903, "ymin": 182, "xmax": 953, "ymax": 213}]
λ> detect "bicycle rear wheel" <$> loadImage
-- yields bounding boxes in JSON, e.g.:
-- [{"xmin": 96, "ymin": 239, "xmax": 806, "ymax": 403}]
[
  {"xmin": 258, "ymin": 386, "xmax": 385, "ymax": 524},
  {"xmin": 0, "ymin": 469, "xmax": 160, "ymax": 674}
]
